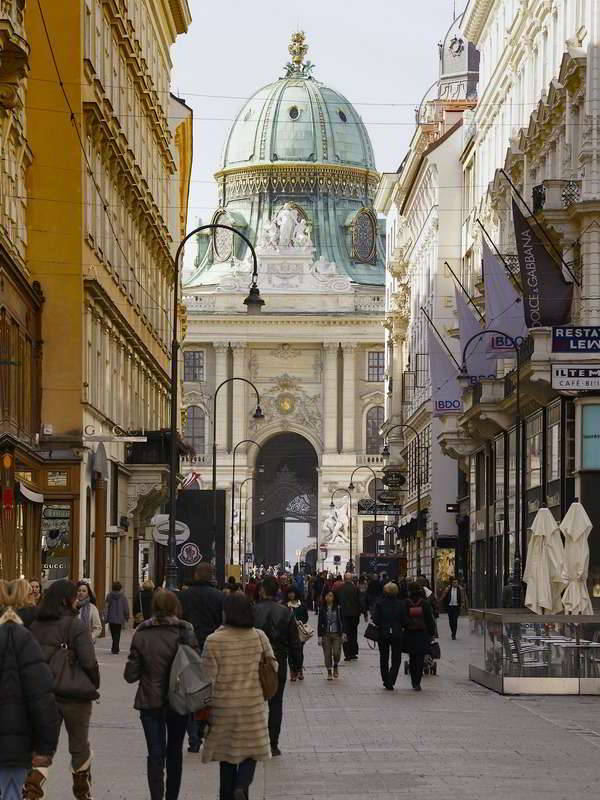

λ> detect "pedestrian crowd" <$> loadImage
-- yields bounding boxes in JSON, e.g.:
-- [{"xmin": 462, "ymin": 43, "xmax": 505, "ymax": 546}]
[{"xmin": 0, "ymin": 568, "xmax": 467, "ymax": 800}]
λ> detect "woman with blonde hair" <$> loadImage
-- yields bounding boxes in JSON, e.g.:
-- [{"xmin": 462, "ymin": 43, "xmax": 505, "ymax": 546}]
[{"xmin": 0, "ymin": 580, "xmax": 59, "ymax": 800}]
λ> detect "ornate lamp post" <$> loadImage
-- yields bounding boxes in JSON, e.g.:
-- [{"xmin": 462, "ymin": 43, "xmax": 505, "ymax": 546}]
[
  {"xmin": 231, "ymin": 441, "xmax": 261, "ymax": 566},
  {"xmin": 212, "ymin": 379, "xmax": 263, "ymax": 580},
  {"xmin": 166, "ymin": 223, "xmax": 264, "ymax": 591},
  {"xmin": 460, "ymin": 329, "xmax": 522, "ymax": 608},
  {"xmin": 330, "ymin": 487, "xmax": 353, "ymax": 573},
  {"xmin": 348, "ymin": 464, "xmax": 379, "ymax": 555}
]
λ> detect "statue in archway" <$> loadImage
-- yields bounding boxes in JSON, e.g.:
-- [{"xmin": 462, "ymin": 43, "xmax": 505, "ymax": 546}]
[{"xmin": 322, "ymin": 500, "xmax": 350, "ymax": 544}]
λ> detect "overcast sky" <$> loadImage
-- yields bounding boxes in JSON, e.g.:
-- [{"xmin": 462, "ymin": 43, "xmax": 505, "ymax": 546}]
[{"xmin": 171, "ymin": 0, "xmax": 463, "ymax": 262}]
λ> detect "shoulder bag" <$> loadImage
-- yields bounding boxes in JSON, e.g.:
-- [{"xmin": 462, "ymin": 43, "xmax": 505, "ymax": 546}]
[
  {"xmin": 364, "ymin": 622, "xmax": 379, "ymax": 646},
  {"xmin": 49, "ymin": 618, "xmax": 99, "ymax": 701},
  {"xmin": 256, "ymin": 629, "xmax": 278, "ymax": 700}
]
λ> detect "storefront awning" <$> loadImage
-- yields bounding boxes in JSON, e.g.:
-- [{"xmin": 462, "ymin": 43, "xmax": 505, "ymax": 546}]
[
  {"xmin": 398, "ymin": 511, "xmax": 418, "ymax": 528},
  {"xmin": 18, "ymin": 482, "xmax": 44, "ymax": 503}
]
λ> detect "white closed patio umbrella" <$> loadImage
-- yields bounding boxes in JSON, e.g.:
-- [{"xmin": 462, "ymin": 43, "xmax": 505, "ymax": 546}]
[
  {"xmin": 560, "ymin": 501, "xmax": 594, "ymax": 616},
  {"xmin": 524, "ymin": 507, "xmax": 565, "ymax": 614}
]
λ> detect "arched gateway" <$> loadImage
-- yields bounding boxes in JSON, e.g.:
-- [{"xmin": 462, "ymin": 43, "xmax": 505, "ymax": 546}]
[{"xmin": 253, "ymin": 433, "xmax": 318, "ymax": 570}]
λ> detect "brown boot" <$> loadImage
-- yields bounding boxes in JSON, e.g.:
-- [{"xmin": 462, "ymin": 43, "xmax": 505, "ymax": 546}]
[
  {"xmin": 23, "ymin": 768, "xmax": 48, "ymax": 799},
  {"xmin": 72, "ymin": 767, "xmax": 92, "ymax": 800}
]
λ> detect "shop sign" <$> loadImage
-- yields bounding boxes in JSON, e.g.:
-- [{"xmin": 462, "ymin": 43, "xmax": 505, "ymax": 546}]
[
  {"xmin": 358, "ymin": 504, "xmax": 402, "ymax": 516},
  {"xmin": 551, "ymin": 364, "xmax": 600, "ymax": 390},
  {"xmin": 48, "ymin": 471, "xmax": 68, "ymax": 487},
  {"xmin": 552, "ymin": 327, "xmax": 600, "ymax": 352},
  {"xmin": 582, "ymin": 405, "xmax": 600, "ymax": 469},
  {"xmin": 42, "ymin": 503, "xmax": 71, "ymax": 581},
  {"xmin": 83, "ymin": 424, "xmax": 147, "ymax": 443}
]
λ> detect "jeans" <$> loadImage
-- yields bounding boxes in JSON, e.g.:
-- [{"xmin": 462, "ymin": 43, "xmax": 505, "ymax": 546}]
[
  {"xmin": 447, "ymin": 607, "xmax": 460, "ymax": 638},
  {"xmin": 0, "ymin": 767, "xmax": 27, "ymax": 800},
  {"xmin": 267, "ymin": 654, "xmax": 287, "ymax": 748},
  {"xmin": 186, "ymin": 715, "xmax": 206, "ymax": 750},
  {"xmin": 408, "ymin": 654, "xmax": 425, "ymax": 687},
  {"xmin": 219, "ymin": 759, "xmax": 256, "ymax": 800},
  {"xmin": 140, "ymin": 707, "xmax": 188, "ymax": 800},
  {"xmin": 57, "ymin": 699, "xmax": 93, "ymax": 771},
  {"xmin": 109, "ymin": 622, "xmax": 122, "ymax": 653},
  {"xmin": 342, "ymin": 615, "xmax": 359, "ymax": 659},
  {"xmin": 378, "ymin": 637, "xmax": 402, "ymax": 687},
  {"xmin": 321, "ymin": 633, "xmax": 342, "ymax": 669}
]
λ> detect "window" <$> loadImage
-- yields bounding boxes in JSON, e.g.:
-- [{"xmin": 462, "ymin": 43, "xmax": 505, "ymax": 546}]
[
  {"xmin": 184, "ymin": 407, "xmax": 205, "ymax": 454},
  {"xmin": 366, "ymin": 406, "xmax": 384, "ymax": 454},
  {"xmin": 495, "ymin": 435, "xmax": 505, "ymax": 501},
  {"xmin": 183, "ymin": 350, "xmax": 204, "ymax": 382},
  {"xmin": 546, "ymin": 402, "xmax": 560, "ymax": 483},
  {"xmin": 526, "ymin": 412, "xmax": 543, "ymax": 489},
  {"xmin": 367, "ymin": 351, "xmax": 384, "ymax": 382}
]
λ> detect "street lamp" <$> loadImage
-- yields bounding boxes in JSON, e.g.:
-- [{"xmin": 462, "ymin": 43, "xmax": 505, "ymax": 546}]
[
  {"xmin": 238, "ymin": 476, "xmax": 254, "ymax": 572},
  {"xmin": 330, "ymin": 487, "xmax": 353, "ymax": 573},
  {"xmin": 166, "ymin": 223, "xmax": 264, "ymax": 591},
  {"xmin": 348, "ymin": 465, "xmax": 379, "ymax": 556},
  {"xmin": 212, "ymin": 378, "xmax": 263, "ymax": 582},
  {"xmin": 231, "ymin": 440, "xmax": 261, "ymax": 566},
  {"xmin": 244, "ymin": 494, "xmax": 254, "ymax": 575},
  {"xmin": 461, "ymin": 329, "xmax": 522, "ymax": 608},
  {"xmin": 382, "ymin": 423, "xmax": 426, "ymax": 580}
]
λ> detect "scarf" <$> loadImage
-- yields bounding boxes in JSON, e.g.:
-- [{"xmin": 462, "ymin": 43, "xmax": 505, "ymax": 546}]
[{"xmin": 79, "ymin": 597, "xmax": 91, "ymax": 627}]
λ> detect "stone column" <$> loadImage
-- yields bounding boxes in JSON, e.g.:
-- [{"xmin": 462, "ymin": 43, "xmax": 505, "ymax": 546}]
[
  {"xmin": 94, "ymin": 477, "xmax": 107, "ymax": 613},
  {"xmin": 323, "ymin": 342, "xmax": 338, "ymax": 453},
  {"xmin": 231, "ymin": 342, "xmax": 247, "ymax": 448},
  {"xmin": 214, "ymin": 343, "xmax": 229, "ymax": 454},
  {"xmin": 342, "ymin": 343, "xmax": 357, "ymax": 453},
  {"xmin": 391, "ymin": 325, "xmax": 407, "ymax": 420}
]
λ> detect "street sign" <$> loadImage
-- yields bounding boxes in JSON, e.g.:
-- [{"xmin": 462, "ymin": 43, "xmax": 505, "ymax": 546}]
[
  {"xmin": 446, "ymin": 503, "xmax": 459, "ymax": 513},
  {"xmin": 551, "ymin": 364, "xmax": 600, "ymax": 390},
  {"xmin": 358, "ymin": 504, "xmax": 403, "ymax": 516},
  {"xmin": 151, "ymin": 515, "xmax": 190, "ymax": 546},
  {"xmin": 377, "ymin": 491, "xmax": 399, "ymax": 504}
]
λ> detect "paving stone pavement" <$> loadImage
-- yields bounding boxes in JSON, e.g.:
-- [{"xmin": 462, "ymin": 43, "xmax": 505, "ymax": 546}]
[{"xmin": 44, "ymin": 612, "xmax": 600, "ymax": 800}]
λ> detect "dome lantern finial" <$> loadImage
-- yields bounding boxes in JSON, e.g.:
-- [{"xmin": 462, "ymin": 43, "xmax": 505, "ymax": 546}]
[{"xmin": 289, "ymin": 30, "xmax": 308, "ymax": 67}]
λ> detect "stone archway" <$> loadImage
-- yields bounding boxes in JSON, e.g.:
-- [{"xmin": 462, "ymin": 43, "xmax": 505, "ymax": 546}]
[{"xmin": 253, "ymin": 432, "xmax": 318, "ymax": 569}]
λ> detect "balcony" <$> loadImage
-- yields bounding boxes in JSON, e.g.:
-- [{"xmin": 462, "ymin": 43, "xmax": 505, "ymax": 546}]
[
  {"xmin": 182, "ymin": 453, "xmax": 212, "ymax": 466},
  {"xmin": 0, "ymin": 0, "xmax": 29, "ymax": 109},
  {"xmin": 532, "ymin": 179, "xmax": 582, "ymax": 212},
  {"xmin": 356, "ymin": 453, "xmax": 384, "ymax": 466}
]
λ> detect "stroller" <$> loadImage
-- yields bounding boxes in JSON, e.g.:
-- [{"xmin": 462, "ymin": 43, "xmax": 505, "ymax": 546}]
[{"xmin": 404, "ymin": 638, "xmax": 440, "ymax": 676}]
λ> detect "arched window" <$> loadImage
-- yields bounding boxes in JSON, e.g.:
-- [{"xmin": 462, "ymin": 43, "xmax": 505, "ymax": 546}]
[
  {"xmin": 184, "ymin": 406, "xmax": 205, "ymax": 454},
  {"xmin": 366, "ymin": 406, "xmax": 384, "ymax": 454}
]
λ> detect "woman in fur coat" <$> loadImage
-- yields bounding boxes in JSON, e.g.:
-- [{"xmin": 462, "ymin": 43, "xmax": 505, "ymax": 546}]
[{"xmin": 200, "ymin": 593, "xmax": 275, "ymax": 800}]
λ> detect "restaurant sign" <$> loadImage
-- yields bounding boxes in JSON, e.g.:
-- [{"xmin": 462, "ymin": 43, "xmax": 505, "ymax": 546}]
[
  {"xmin": 551, "ymin": 364, "xmax": 600, "ymax": 390},
  {"xmin": 552, "ymin": 327, "xmax": 600, "ymax": 352}
]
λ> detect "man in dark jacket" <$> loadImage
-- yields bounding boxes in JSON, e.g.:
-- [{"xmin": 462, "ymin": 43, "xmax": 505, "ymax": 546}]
[
  {"xmin": 0, "ymin": 608, "xmax": 59, "ymax": 800},
  {"xmin": 254, "ymin": 575, "xmax": 301, "ymax": 756},
  {"xmin": 440, "ymin": 577, "xmax": 463, "ymax": 640},
  {"xmin": 179, "ymin": 563, "xmax": 224, "ymax": 752},
  {"xmin": 335, "ymin": 573, "xmax": 361, "ymax": 660}
]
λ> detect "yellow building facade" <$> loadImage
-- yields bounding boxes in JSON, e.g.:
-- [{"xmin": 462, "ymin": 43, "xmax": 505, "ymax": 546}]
[{"xmin": 0, "ymin": 0, "xmax": 193, "ymax": 601}]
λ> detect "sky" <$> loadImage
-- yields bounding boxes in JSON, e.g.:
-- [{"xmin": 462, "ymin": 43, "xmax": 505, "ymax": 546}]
[{"xmin": 171, "ymin": 0, "xmax": 463, "ymax": 264}]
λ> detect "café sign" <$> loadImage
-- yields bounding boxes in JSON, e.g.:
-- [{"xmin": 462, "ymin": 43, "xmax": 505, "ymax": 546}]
[
  {"xmin": 551, "ymin": 364, "xmax": 600, "ymax": 390},
  {"xmin": 552, "ymin": 327, "xmax": 600, "ymax": 352}
]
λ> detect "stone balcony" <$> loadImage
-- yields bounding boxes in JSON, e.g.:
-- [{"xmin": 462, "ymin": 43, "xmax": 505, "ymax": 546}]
[{"xmin": 0, "ymin": 0, "xmax": 29, "ymax": 109}]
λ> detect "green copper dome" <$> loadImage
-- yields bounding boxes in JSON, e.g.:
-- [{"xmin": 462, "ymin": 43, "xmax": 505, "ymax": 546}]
[
  {"xmin": 186, "ymin": 32, "xmax": 384, "ymax": 289},
  {"xmin": 222, "ymin": 76, "xmax": 376, "ymax": 170}
]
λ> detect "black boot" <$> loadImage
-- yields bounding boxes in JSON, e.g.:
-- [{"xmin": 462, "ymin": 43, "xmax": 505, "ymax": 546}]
[{"xmin": 147, "ymin": 757, "xmax": 165, "ymax": 800}]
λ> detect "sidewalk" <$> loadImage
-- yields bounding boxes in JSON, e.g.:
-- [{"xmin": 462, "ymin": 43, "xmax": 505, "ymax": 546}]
[{"xmin": 45, "ymin": 612, "xmax": 600, "ymax": 799}]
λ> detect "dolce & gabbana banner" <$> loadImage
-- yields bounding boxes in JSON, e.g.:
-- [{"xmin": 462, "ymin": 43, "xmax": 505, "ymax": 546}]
[{"xmin": 512, "ymin": 199, "xmax": 573, "ymax": 326}]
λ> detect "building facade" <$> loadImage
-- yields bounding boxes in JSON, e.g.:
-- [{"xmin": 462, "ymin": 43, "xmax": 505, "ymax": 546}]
[
  {"xmin": 438, "ymin": 0, "xmax": 599, "ymax": 606},
  {"xmin": 182, "ymin": 33, "xmax": 387, "ymax": 574},
  {"xmin": 375, "ymin": 15, "xmax": 479, "ymax": 586},
  {"xmin": 5, "ymin": 0, "xmax": 193, "ymax": 601}
]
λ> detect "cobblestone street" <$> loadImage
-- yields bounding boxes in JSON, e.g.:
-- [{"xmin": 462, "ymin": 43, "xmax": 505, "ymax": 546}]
[{"xmin": 45, "ymin": 615, "xmax": 600, "ymax": 800}]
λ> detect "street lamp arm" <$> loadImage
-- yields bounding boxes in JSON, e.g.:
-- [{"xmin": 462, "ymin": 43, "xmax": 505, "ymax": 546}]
[
  {"xmin": 460, "ymin": 329, "xmax": 519, "ymax": 369},
  {"xmin": 385, "ymin": 422, "xmax": 420, "ymax": 442},
  {"xmin": 174, "ymin": 223, "xmax": 258, "ymax": 283},
  {"xmin": 214, "ymin": 377, "xmax": 261, "ymax": 416},
  {"xmin": 233, "ymin": 439, "xmax": 261, "ymax": 458}
]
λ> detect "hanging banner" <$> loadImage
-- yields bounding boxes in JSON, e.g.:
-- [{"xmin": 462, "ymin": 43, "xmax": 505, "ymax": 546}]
[
  {"xmin": 512, "ymin": 199, "xmax": 573, "ymax": 326},
  {"xmin": 428, "ymin": 323, "xmax": 462, "ymax": 415},
  {"xmin": 482, "ymin": 241, "xmax": 527, "ymax": 354},
  {"xmin": 454, "ymin": 287, "xmax": 496, "ymax": 382}
]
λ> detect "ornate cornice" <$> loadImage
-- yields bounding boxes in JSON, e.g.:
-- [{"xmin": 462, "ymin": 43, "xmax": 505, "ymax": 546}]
[
  {"xmin": 215, "ymin": 162, "xmax": 380, "ymax": 202},
  {"xmin": 463, "ymin": 0, "xmax": 496, "ymax": 43}
]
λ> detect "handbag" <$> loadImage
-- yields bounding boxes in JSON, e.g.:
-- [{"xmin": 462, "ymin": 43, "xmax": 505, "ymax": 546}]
[
  {"xmin": 364, "ymin": 622, "xmax": 379, "ymax": 643},
  {"xmin": 49, "ymin": 618, "xmax": 100, "ymax": 701},
  {"xmin": 256, "ymin": 630, "xmax": 278, "ymax": 701},
  {"xmin": 429, "ymin": 639, "xmax": 441, "ymax": 660},
  {"xmin": 296, "ymin": 620, "xmax": 314, "ymax": 643}
]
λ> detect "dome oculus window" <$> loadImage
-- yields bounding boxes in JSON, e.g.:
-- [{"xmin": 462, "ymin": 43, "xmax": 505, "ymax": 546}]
[
  {"xmin": 213, "ymin": 211, "xmax": 234, "ymax": 262},
  {"xmin": 338, "ymin": 109, "xmax": 348, "ymax": 123},
  {"xmin": 351, "ymin": 208, "xmax": 377, "ymax": 264},
  {"xmin": 288, "ymin": 105, "xmax": 299, "ymax": 120}
]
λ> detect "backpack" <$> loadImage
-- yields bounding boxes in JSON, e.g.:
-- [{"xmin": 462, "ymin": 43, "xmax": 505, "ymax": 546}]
[
  {"xmin": 405, "ymin": 600, "xmax": 426, "ymax": 631},
  {"xmin": 168, "ymin": 633, "xmax": 212, "ymax": 714}
]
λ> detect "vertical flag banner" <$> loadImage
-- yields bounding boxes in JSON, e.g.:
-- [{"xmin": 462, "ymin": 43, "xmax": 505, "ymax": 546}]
[
  {"xmin": 428, "ymin": 323, "xmax": 462, "ymax": 415},
  {"xmin": 482, "ymin": 240, "xmax": 528, "ymax": 355},
  {"xmin": 512, "ymin": 199, "xmax": 573, "ymax": 326},
  {"xmin": 454, "ymin": 287, "xmax": 496, "ymax": 382}
]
